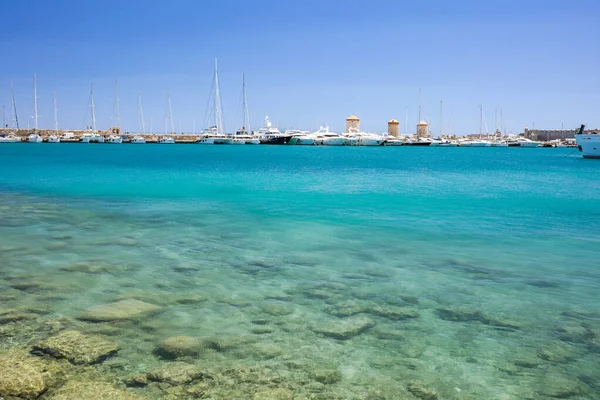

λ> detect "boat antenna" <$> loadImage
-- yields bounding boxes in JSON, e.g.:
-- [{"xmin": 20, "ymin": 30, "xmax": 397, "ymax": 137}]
[
  {"xmin": 138, "ymin": 89, "xmax": 146, "ymax": 134},
  {"xmin": 10, "ymin": 80, "xmax": 19, "ymax": 129}
]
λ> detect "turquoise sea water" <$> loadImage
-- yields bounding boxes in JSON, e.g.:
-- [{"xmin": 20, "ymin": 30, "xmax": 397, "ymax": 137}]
[{"xmin": 1, "ymin": 144, "xmax": 599, "ymax": 399}]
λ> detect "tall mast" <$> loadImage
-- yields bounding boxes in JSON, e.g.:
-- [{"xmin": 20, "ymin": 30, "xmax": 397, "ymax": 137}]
[
  {"xmin": 242, "ymin": 73, "xmax": 250, "ymax": 134},
  {"xmin": 113, "ymin": 79, "xmax": 121, "ymax": 129},
  {"xmin": 53, "ymin": 91, "xmax": 58, "ymax": 134},
  {"xmin": 500, "ymin": 108, "xmax": 504, "ymax": 136},
  {"xmin": 214, "ymin": 58, "xmax": 224, "ymax": 135},
  {"xmin": 479, "ymin": 104, "xmax": 483, "ymax": 136},
  {"xmin": 439, "ymin": 100, "xmax": 443, "ymax": 137},
  {"xmin": 90, "ymin": 83, "xmax": 96, "ymax": 132},
  {"xmin": 418, "ymin": 88, "xmax": 422, "ymax": 123},
  {"xmin": 405, "ymin": 105, "xmax": 408, "ymax": 135},
  {"xmin": 138, "ymin": 90, "xmax": 146, "ymax": 134},
  {"xmin": 2, "ymin": 105, "xmax": 6, "ymax": 128},
  {"xmin": 10, "ymin": 80, "xmax": 19, "ymax": 129},
  {"xmin": 167, "ymin": 92, "xmax": 174, "ymax": 133},
  {"xmin": 33, "ymin": 73, "xmax": 38, "ymax": 130}
]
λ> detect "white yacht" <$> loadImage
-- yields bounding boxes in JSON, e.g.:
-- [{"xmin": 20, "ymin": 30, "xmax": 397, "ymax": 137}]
[
  {"xmin": 213, "ymin": 136, "xmax": 234, "ymax": 144},
  {"xmin": 459, "ymin": 139, "xmax": 489, "ymax": 147},
  {"xmin": 232, "ymin": 136, "xmax": 247, "ymax": 144},
  {"xmin": 80, "ymin": 133, "xmax": 105, "ymax": 143},
  {"xmin": 0, "ymin": 134, "xmax": 21, "ymax": 143},
  {"xmin": 130, "ymin": 136, "xmax": 146, "ymax": 144},
  {"xmin": 196, "ymin": 136, "xmax": 215, "ymax": 144},
  {"xmin": 158, "ymin": 136, "xmax": 175, "ymax": 144},
  {"xmin": 294, "ymin": 133, "xmax": 317, "ymax": 145},
  {"xmin": 107, "ymin": 135, "xmax": 122, "ymax": 144},
  {"xmin": 575, "ymin": 125, "xmax": 600, "ymax": 159},
  {"xmin": 357, "ymin": 133, "xmax": 385, "ymax": 146},
  {"xmin": 489, "ymin": 140, "xmax": 509, "ymax": 147},
  {"xmin": 27, "ymin": 133, "xmax": 43, "ymax": 143},
  {"xmin": 312, "ymin": 126, "xmax": 345, "ymax": 146},
  {"xmin": 516, "ymin": 137, "xmax": 541, "ymax": 148},
  {"xmin": 286, "ymin": 130, "xmax": 310, "ymax": 145},
  {"xmin": 404, "ymin": 136, "xmax": 434, "ymax": 146},
  {"xmin": 47, "ymin": 135, "xmax": 60, "ymax": 143}
]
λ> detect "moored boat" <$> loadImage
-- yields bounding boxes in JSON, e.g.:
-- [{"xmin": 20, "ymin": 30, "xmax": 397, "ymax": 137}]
[
  {"xmin": 130, "ymin": 136, "xmax": 146, "ymax": 144},
  {"xmin": 575, "ymin": 124, "xmax": 600, "ymax": 159},
  {"xmin": 27, "ymin": 133, "xmax": 43, "ymax": 143},
  {"xmin": 159, "ymin": 136, "xmax": 175, "ymax": 144},
  {"xmin": 107, "ymin": 135, "xmax": 122, "ymax": 144}
]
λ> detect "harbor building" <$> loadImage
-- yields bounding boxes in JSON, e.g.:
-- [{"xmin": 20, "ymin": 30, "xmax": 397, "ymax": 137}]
[
  {"xmin": 524, "ymin": 127, "xmax": 581, "ymax": 141},
  {"xmin": 346, "ymin": 115, "xmax": 360, "ymax": 132},
  {"xmin": 388, "ymin": 119, "xmax": 400, "ymax": 138},
  {"xmin": 416, "ymin": 121, "xmax": 429, "ymax": 138}
]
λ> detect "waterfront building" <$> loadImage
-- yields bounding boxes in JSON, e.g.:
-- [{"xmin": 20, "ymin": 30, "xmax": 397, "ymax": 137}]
[
  {"xmin": 524, "ymin": 127, "xmax": 584, "ymax": 141},
  {"xmin": 346, "ymin": 115, "xmax": 360, "ymax": 132},
  {"xmin": 416, "ymin": 121, "xmax": 429, "ymax": 138},
  {"xmin": 388, "ymin": 119, "xmax": 400, "ymax": 138}
]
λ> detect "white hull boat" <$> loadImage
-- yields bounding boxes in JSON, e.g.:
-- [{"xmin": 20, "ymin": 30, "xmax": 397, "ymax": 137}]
[
  {"xmin": 47, "ymin": 135, "xmax": 60, "ymax": 143},
  {"xmin": 575, "ymin": 126, "xmax": 600, "ymax": 158},
  {"xmin": 107, "ymin": 135, "xmax": 123, "ymax": 144},
  {"xmin": 196, "ymin": 137, "xmax": 214, "ymax": 144},
  {"xmin": 27, "ymin": 134, "xmax": 43, "ymax": 143},
  {"xmin": 213, "ymin": 137, "xmax": 233, "ymax": 144},
  {"xmin": 321, "ymin": 136, "xmax": 346, "ymax": 146},
  {"xmin": 130, "ymin": 136, "xmax": 146, "ymax": 144},
  {"xmin": 159, "ymin": 137, "xmax": 175, "ymax": 144},
  {"xmin": 0, "ymin": 135, "xmax": 21, "ymax": 143}
]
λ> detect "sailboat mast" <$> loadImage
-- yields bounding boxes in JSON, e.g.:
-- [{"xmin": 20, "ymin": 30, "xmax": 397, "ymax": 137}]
[
  {"xmin": 33, "ymin": 73, "xmax": 38, "ymax": 130},
  {"xmin": 138, "ymin": 90, "xmax": 146, "ymax": 134},
  {"xmin": 168, "ymin": 92, "xmax": 174, "ymax": 134},
  {"xmin": 2, "ymin": 105, "xmax": 6, "ymax": 129},
  {"xmin": 405, "ymin": 105, "xmax": 408, "ymax": 135},
  {"xmin": 418, "ymin": 88, "xmax": 422, "ymax": 124},
  {"xmin": 242, "ymin": 73, "xmax": 250, "ymax": 134},
  {"xmin": 479, "ymin": 104, "xmax": 483, "ymax": 136},
  {"xmin": 500, "ymin": 108, "xmax": 504, "ymax": 136},
  {"xmin": 439, "ymin": 100, "xmax": 443, "ymax": 137},
  {"xmin": 10, "ymin": 80, "xmax": 19, "ymax": 129},
  {"xmin": 114, "ymin": 79, "xmax": 121, "ymax": 129},
  {"xmin": 214, "ymin": 58, "xmax": 224, "ymax": 135},
  {"xmin": 90, "ymin": 83, "xmax": 96, "ymax": 132},
  {"xmin": 53, "ymin": 91, "xmax": 58, "ymax": 134}
]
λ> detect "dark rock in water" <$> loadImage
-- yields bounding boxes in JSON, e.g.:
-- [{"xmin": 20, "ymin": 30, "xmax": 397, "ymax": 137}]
[
  {"xmin": 0, "ymin": 350, "xmax": 50, "ymax": 399},
  {"xmin": 155, "ymin": 336, "xmax": 204, "ymax": 359},
  {"xmin": 311, "ymin": 317, "xmax": 375, "ymax": 340},
  {"xmin": 251, "ymin": 326, "xmax": 276, "ymax": 335},
  {"xmin": 561, "ymin": 310, "xmax": 600, "ymax": 321},
  {"xmin": 437, "ymin": 307, "xmax": 482, "ymax": 322},
  {"xmin": 78, "ymin": 299, "xmax": 162, "ymax": 322},
  {"xmin": 556, "ymin": 322, "xmax": 596, "ymax": 344},
  {"xmin": 513, "ymin": 358, "xmax": 540, "ymax": 369},
  {"xmin": 260, "ymin": 301, "xmax": 294, "ymax": 316},
  {"xmin": 0, "ymin": 309, "xmax": 38, "ymax": 324},
  {"xmin": 32, "ymin": 330, "xmax": 118, "ymax": 365},
  {"xmin": 45, "ymin": 379, "xmax": 144, "ymax": 400},
  {"xmin": 369, "ymin": 306, "xmax": 419, "ymax": 321},
  {"xmin": 60, "ymin": 262, "xmax": 110, "ymax": 274},
  {"xmin": 406, "ymin": 381, "xmax": 439, "ymax": 400},
  {"xmin": 526, "ymin": 279, "xmax": 561, "ymax": 288},
  {"xmin": 146, "ymin": 362, "xmax": 207, "ymax": 385},
  {"xmin": 175, "ymin": 294, "xmax": 209, "ymax": 304},
  {"xmin": 372, "ymin": 328, "xmax": 405, "ymax": 341},
  {"xmin": 310, "ymin": 369, "xmax": 342, "ymax": 384},
  {"xmin": 538, "ymin": 342, "xmax": 582, "ymax": 364},
  {"xmin": 253, "ymin": 388, "xmax": 294, "ymax": 400},
  {"xmin": 539, "ymin": 376, "xmax": 585, "ymax": 398},
  {"xmin": 578, "ymin": 374, "xmax": 600, "ymax": 393}
]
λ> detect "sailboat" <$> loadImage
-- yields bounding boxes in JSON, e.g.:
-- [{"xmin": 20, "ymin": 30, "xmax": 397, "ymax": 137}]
[
  {"xmin": 233, "ymin": 73, "xmax": 259, "ymax": 144},
  {"xmin": 0, "ymin": 87, "xmax": 21, "ymax": 142},
  {"xmin": 47, "ymin": 91, "xmax": 60, "ymax": 142},
  {"xmin": 130, "ymin": 90, "xmax": 147, "ymax": 144},
  {"xmin": 81, "ymin": 83, "xmax": 104, "ymax": 143},
  {"xmin": 107, "ymin": 79, "xmax": 123, "ymax": 144},
  {"xmin": 198, "ymin": 59, "xmax": 229, "ymax": 144},
  {"xmin": 27, "ymin": 74, "xmax": 43, "ymax": 143}
]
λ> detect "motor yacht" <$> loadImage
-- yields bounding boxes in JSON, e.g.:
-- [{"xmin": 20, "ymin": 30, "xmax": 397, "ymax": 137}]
[
  {"xmin": 357, "ymin": 133, "xmax": 385, "ymax": 146},
  {"xmin": 0, "ymin": 134, "xmax": 21, "ymax": 143},
  {"xmin": 107, "ymin": 135, "xmax": 123, "ymax": 144},
  {"xmin": 404, "ymin": 137, "xmax": 434, "ymax": 146},
  {"xmin": 459, "ymin": 139, "xmax": 489, "ymax": 147},
  {"xmin": 213, "ymin": 136, "xmax": 234, "ymax": 144},
  {"xmin": 515, "ymin": 137, "xmax": 541, "ymax": 148},
  {"xmin": 80, "ymin": 133, "xmax": 105, "ymax": 143},
  {"xmin": 575, "ymin": 125, "xmax": 600, "ymax": 158},
  {"xmin": 27, "ymin": 133, "xmax": 43, "ymax": 143},
  {"xmin": 285, "ymin": 130, "xmax": 310, "ymax": 145},
  {"xmin": 196, "ymin": 136, "xmax": 215, "ymax": 144},
  {"xmin": 313, "ymin": 126, "xmax": 345, "ymax": 146},
  {"xmin": 254, "ymin": 116, "xmax": 292, "ymax": 144},
  {"xmin": 489, "ymin": 140, "xmax": 509, "ymax": 147},
  {"xmin": 130, "ymin": 136, "xmax": 146, "ymax": 144},
  {"xmin": 158, "ymin": 136, "xmax": 175, "ymax": 144}
]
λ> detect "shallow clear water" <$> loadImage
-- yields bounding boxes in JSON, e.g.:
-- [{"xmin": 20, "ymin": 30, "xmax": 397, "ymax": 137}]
[{"xmin": 1, "ymin": 144, "xmax": 599, "ymax": 399}]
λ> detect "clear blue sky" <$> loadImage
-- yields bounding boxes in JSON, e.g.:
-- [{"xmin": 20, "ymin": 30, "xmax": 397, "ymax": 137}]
[{"xmin": 1, "ymin": 0, "xmax": 598, "ymax": 135}]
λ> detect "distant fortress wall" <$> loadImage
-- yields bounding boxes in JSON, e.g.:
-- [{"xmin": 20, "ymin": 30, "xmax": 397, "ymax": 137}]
[{"xmin": 524, "ymin": 128, "xmax": 596, "ymax": 141}]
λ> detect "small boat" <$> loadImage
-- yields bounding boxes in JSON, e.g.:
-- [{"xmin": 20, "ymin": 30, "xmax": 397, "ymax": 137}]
[
  {"xmin": 575, "ymin": 124, "xmax": 600, "ymax": 159},
  {"xmin": 196, "ymin": 136, "xmax": 215, "ymax": 144},
  {"xmin": 47, "ymin": 135, "xmax": 60, "ymax": 143},
  {"xmin": 48, "ymin": 92, "xmax": 60, "ymax": 143},
  {"xmin": 130, "ymin": 136, "xmax": 146, "ymax": 144},
  {"xmin": 27, "ymin": 133, "xmax": 43, "ymax": 143},
  {"xmin": 0, "ymin": 134, "xmax": 21, "ymax": 143},
  {"xmin": 107, "ymin": 135, "xmax": 122, "ymax": 144},
  {"xmin": 158, "ymin": 136, "xmax": 175, "ymax": 144},
  {"xmin": 516, "ymin": 137, "xmax": 541, "ymax": 148}
]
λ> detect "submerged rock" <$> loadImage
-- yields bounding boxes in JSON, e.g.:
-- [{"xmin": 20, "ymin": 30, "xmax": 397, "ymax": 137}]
[
  {"xmin": 437, "ymin": 307, "xmax": 482, "ymax": 322},
  {"xmin": 556, "ymin": 322, "xmax": 596, "ymax": 344},
  {"xmin": 45, "ymin": 380, "xmax": 144, "ymax": 400},
  {"xmin": 310, "ymin": 369, "xmax": 342, "ymax": 384},
  {"xmin": 0, "ymin": 309, "xmax": 38, "ymax": 324},
  {"xmin": 538, "ymin": 342, "xmax": 582, "ymax": 364},
  {"xmin": 369, "ymin": 306, "xmax": 419, "ymax": 321},
  {"xmin": 406, "ymin": 381, "xmax": 439, "ymax": 400},
  {"xmin": 155, "ymin": 336, "xmax": 204, "ymax": 359},
  {"xmin": 32, "ymin": 330, "xmax": 118, "ymax": 365},
  {"xmin": 312, "ymin": 317, "xmax": 375, "ymax": 340},
  {"xmin": 60, "ymin": 262, "xmax": 110, "ymax": 274},
  {"xmin": 146, "ymin": 362, "xmax": 206, "ymax": 385},
  {"xmin": 174, "ymin": 294, "xmax": 209, "ymax": 304},
  {"xmin": 260, "ymin": 301, "xmax": 294, "ymax": 316},
  {"xmin": 253, "ymin": 388, "xmax": 294, "ymax": 400},
  {"xmin": 0, "ymin": 350, "xmax": 49, "ymax": 399},
  {"xmin": 78, "ymin": 299, "xmax": 162, "ymax": 322}
]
